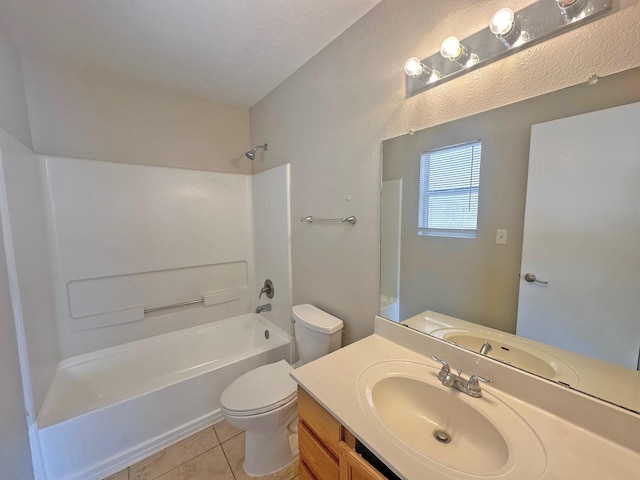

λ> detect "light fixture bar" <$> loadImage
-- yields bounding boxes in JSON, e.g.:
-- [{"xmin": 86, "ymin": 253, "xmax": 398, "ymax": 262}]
[{"xmin": 406, "ymin": 0, "xmax": 611, "ymax": 96}]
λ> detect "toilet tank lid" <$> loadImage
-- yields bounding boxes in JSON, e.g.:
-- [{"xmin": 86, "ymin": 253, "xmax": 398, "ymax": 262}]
[{"xmin": 292, "ymin": 304, "xmax": 343, "ymax": 334}]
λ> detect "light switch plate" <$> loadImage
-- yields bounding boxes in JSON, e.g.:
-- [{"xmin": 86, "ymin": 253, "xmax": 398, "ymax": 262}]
[{"xmin": 496, "ymin": 229, "xmax": 508, "ymax": 245}]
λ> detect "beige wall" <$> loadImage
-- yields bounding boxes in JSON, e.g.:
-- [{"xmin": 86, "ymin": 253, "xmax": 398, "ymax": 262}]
[
  {"xmin": 22, "ymin": 55, "xmax": 252, "ymax": 173},
  {"xmin": 249, "ymin": 0, "xmax": 640, "ymax": 343},
  {"xmin": 0, "ymin": 21, "xmax": 34, "ymax": 480}
]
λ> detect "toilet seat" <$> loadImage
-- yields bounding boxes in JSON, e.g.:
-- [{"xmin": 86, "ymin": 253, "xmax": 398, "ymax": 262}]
[{"xmin": 221, "ymin": 360, "xmax": 297, "ymax": 417}]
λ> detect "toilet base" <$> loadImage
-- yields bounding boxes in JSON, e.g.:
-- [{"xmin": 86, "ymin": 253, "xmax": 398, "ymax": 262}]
[{"xmin": 242, "ymin": 417, "xmax": 299, "ymax": 477}]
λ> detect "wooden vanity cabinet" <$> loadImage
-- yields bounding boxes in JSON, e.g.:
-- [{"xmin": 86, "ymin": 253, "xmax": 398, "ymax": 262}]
[
  {"xmin": 339, "ymin": 441, "xmax": 387, "ymax": 480},
  {"xmin": 298, "ymin": 387, "xmax": 386, "ymax": 480}
]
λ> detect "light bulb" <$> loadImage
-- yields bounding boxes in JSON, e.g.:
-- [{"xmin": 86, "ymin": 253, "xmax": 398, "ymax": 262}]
[
  {"xmin": 440, "ymin": 36, "xmax": 462, "ymax": 60},
  {"xmin": 440, "ymin": 36, "xmax": 477, "ymax": 68},
  {"xmin": 404, "ymin": 57, "xmax": 440, "ymax": 83},
  {"xmin": 490, "ymin": 8, "xmax": 515, "ymax": 37},
  {"xmin": 490, "ymin": 7, "xmax": 529, "ymax": 48},
  {"xmin": 404, "ymin": 57, "xmax": 424, "ymax": 77}
]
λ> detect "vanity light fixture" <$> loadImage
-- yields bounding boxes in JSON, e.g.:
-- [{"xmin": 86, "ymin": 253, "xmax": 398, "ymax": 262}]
[
  {"xmin": 490, "ymin": 8, "xmax": 530, "ymax": 48},
  {"xmin": 405, "ymin": 0, "xmax": 612, "ymax": 97},
  {"xmin": 556, "ymin": 0, "xmax": 594, "ymax": 21},
  {"xmin": 440, "ymin": 36, "xmax": 479, "ymax": 67},
  {"xmin": 404, "ymin": 57, "xmax": 441, "ymax": 83}
]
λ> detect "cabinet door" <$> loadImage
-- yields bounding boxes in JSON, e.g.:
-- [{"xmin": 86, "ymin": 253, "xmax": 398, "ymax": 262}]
[
  {"xmin": 339, "ymin": 442, "xmax": 386, "ymax": 480},
  {"xmin": 300, "ymin": 460, "xmax": 317, "ymax": 480},
  {"xmin": 298, "ymin": 387, "xmax": 342, "ymax": 457},
  {"xmin": 299, "ymin": 423, "xmax": 339, "ymax": 480}
]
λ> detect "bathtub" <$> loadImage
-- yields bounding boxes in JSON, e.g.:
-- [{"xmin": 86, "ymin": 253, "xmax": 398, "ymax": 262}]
[{"xmin": 36, "ymin": 313, "xmax": 291, "ymax": 480}]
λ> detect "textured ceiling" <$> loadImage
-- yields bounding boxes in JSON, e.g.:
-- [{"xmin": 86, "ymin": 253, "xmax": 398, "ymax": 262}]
[{"xmin": 0, "ymin": 0, "xmax": 382, "ymax": 106}]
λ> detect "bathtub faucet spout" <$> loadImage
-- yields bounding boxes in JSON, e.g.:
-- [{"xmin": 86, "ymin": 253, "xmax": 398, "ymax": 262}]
[{"xmin": 255, "ymin": 303, "xmax": 272, "ymax": 314}]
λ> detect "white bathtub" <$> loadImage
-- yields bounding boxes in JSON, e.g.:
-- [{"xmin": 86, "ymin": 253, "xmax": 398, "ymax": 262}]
[{"xmin": 36, "ymin": 313, "xmax": 291, "ymax": 480}]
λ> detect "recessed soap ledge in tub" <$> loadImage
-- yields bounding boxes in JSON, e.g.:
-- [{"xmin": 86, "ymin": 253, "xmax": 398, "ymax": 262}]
[{"xmin": 291, "ymin": 316, "xmax": 640, "ymax": 479}]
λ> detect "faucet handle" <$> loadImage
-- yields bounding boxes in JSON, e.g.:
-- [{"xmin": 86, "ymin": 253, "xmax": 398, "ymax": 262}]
[
  {"xmin": 431, "ymin": 355, "xmax": 450, "ymax": 374},
  {"xmin": 259, "ymin": 279, "xmax": 274, "ymax": 299},
  {"xmin": 468, "ymin": 374, "xmax": 492, "ymax": 389}
]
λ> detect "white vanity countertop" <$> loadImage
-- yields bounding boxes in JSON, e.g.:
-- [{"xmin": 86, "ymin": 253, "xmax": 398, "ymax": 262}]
[{"xmin": 291, "ymin": 333, "xmax": 640, "ymax": 480}]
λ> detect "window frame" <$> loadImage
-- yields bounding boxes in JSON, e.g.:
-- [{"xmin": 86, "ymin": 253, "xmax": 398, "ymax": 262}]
[{"xmin": 418, "ymin": 139, "xmax": 482, "ymax": 239}]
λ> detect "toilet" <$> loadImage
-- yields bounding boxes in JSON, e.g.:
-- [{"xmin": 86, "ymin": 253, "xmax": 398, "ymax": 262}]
[{"xmin": 220, "ymin": 304, "xmax": 343, "ymax": 476}]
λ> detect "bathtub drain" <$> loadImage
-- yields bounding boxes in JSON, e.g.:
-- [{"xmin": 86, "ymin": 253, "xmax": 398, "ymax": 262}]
[{"xmin": 433, "ymin": 430, "xmax": 451, "ymax": 444}]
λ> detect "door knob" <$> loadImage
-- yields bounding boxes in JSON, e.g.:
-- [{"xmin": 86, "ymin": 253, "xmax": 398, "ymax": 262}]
[{"xmin": 523, "ymin": 273, "xmax": 548, "ymax": 284}]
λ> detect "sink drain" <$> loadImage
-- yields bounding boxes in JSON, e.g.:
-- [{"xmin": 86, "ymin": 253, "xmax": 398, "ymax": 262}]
[{"xmin": 433, "ymin": 430, "xmax": 451, "ymax": 444}]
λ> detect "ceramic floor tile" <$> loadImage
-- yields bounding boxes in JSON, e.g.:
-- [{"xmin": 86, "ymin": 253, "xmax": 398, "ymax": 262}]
[
  {"xmin": 129, "ymin": 427, "xmax": 219, "ymax": 480},
  {"xmin": 272, "ymin": 458, "xmax": 299, "ymax": 480},
  {"xmin": 154, "ymin": 447, "xmax": 234, "ymax": 480},
  {"xmin": 222, "ymin": 432, "xmax": 299, "ymax": 480},
  {"xmin": 213, "ymin": 418, "xmax": 243, "ymax": 443},
  {"xmin": 103, "ymin": 469, "xmax": 128, "ymax": 480}
]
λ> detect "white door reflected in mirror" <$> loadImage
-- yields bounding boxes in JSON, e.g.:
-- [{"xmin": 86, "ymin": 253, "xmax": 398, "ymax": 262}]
[{"xmin": 517, "ymin": 102, "xmax": 640, "ymax": 370}]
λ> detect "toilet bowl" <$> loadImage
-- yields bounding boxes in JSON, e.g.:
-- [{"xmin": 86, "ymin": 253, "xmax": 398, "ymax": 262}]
[
  {"xmin": 220, "ymin": 304, "xmax": 343, "ymax": 476},
  {"xmin": 221, "ymin": 360, "xmax": 298, "ymax": 476}
]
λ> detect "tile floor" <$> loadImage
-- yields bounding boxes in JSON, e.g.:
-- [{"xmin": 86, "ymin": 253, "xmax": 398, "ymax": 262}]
[{"xmin": 103, "ymin": 420, "xmax": 299, "ymax": 480}]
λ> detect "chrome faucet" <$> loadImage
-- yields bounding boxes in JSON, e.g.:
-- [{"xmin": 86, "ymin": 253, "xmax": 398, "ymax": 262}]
[
  {"xmin": 479, "ymin": 342, "xmax": 493, "ymax": 355},
  {"xmin": 431, "ymin": 355, "xmax": 492, "ymax": 398},
  {"xmin": 255, "ymin": 303, "xmax": 272, "ymax": 314}
]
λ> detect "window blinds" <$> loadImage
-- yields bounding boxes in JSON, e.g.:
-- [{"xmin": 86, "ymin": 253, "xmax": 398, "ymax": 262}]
[{"xmin": 418, "ymin": 140, "xmax": 482, "ymax": 238}]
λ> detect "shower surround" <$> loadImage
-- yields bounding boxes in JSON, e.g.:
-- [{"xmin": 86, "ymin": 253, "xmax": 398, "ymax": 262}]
[{"xmin": 0, "ymin": 146, "xmax": 292, "ymax": 479}]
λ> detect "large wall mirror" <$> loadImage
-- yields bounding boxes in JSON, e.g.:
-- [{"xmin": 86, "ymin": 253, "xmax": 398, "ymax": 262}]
[{"xmin": 380, "ymin": 66, "xmax": 640, "ymax": 413}]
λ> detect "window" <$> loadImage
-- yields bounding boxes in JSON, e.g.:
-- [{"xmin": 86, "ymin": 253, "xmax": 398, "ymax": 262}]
[{"xmin": 418, "ymin": 140, "xmax": 482, "ymax": 238}]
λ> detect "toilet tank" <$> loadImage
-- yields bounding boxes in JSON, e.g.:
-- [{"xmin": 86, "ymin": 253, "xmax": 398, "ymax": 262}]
[{"xmin": 292, "ymin": 304, "xmax": 343, "ymax": 365}]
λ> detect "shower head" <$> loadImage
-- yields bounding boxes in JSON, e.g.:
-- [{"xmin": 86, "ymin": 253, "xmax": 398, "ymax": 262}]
[{"xmin": 245, "ymin": 143, "xmax": 268, "ymax": 160}]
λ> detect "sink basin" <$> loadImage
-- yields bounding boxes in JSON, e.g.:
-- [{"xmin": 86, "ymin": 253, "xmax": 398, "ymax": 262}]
[
  {"xmin": 372, "ymin": 375, "xmax": 508, "ymax": 473},
  {"xmin": 358, "ymin": 360, "xmax": 546, "ymax": 479},
  {"xmin": 428, "ymin": 327, "xmax": 580, "ymax": 386},
  {"xmin": 401, "ymin": 311, "xmax": 580, "ymax": 387},
  {"xmin": 447, "ymin": 333, "xmax": 556, "ymax": 377}
]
